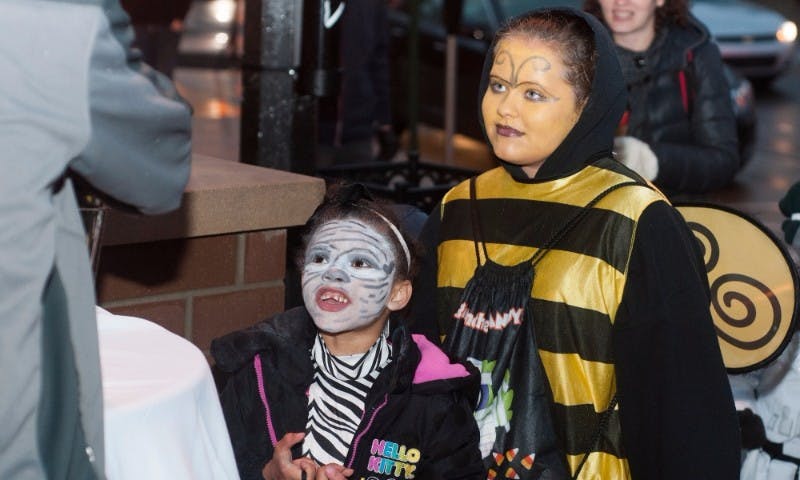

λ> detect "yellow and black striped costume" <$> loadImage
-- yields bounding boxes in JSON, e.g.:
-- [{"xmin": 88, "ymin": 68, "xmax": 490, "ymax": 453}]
[
  {"xmin": 437, "ymin": 159, "xmax": 664, "ymax": 479},
  {"xmin": 408, "ymin": 7, "xmax": 742, "ymax": 477}
]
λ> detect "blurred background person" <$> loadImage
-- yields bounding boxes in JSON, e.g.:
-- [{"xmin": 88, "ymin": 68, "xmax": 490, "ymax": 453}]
[
  {"xmin": 120, "ymin": 0, "xmax": 193, "ymax": 78},
  {"xmin": 0, "ymin": 0, "xmax": 191, "ymax": 478},
  {"xmin": 585, "ymin": 0, "xmax": 740, "ymax": 195},
  {"xmin": 317, "ymin": 0, "xmax": 398, "ymax": 167}
]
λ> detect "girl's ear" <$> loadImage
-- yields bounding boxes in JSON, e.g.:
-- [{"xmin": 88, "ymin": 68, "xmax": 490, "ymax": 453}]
[{"xmin": 386, "ymin": 279, "xmax": 412, "ymax": 312}]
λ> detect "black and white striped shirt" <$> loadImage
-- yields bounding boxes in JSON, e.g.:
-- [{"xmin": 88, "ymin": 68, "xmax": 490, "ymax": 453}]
[{"xmin": 302, "ymin": 333, "xmax": 392, "ymax": 465}]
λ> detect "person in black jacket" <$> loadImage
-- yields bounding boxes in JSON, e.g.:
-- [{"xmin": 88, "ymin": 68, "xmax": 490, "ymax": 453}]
[
  {"xmin": 584, "ymin": 0, "xmax": 740, "ymax": 195},
  {"xmin": 211, "ymin": 185, "xmax": 483, "ymax": 480}
]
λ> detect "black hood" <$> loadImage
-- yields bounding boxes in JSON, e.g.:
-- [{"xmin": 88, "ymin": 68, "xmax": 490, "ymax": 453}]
[{"xmin": 478, "ymin": 7, "xmax": 626, "ymax": 182}]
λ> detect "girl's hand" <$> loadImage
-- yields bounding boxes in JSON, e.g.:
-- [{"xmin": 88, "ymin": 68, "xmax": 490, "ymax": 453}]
[
  {"xmin": 262, "ymin": 433, "xmax": 317, "ymax": 480},
  {"xmin": 315, "ymin": 463, "xmax": 354, "ymax": 480}
]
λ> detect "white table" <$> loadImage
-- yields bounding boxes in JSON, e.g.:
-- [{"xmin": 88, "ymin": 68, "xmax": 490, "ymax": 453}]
[{"xmin": 97, "ymin": 307, "xmax": 240, "ymax": 480}]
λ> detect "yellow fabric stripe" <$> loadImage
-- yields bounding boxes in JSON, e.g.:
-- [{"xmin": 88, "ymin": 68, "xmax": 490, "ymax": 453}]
[
  {"xmin": 539, "ymin": 351, "xmax": 616, "ymax": 409},
  {"xmin": 437, "ymin": 239, "xmax": 482, "ymax": 285},
  {"xmin": 534, "ymin": 250, "xmax": 626, "ymax": 319},
  {"xmin": 567, "ymin": 451, "xmax": 631, "ymax": 480},
  {"xmin": 441, "ymin": 166, "xmax": 666, "ymax": 222},
  {"xmin": 438, "ymin": 241, "xmax": 627, "ymax": 316}
]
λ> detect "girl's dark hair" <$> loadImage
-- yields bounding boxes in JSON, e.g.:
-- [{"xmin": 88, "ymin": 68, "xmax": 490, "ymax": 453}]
[
  {"xmin": 296, "ymin": 183, "xmax": 420, "ymax": 282},
  {"xmin": 583, "ymin": 0, "xmax": 690, "ymax": 30},
  {"xmin": 492, "ymin": 10, "xmax": 597, "ymax": 109}
]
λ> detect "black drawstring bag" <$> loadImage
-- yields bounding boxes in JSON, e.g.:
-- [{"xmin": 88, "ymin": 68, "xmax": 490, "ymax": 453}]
[{"xmin": 444, "ymin": 178, "xmax": 636, "ymax": 479}]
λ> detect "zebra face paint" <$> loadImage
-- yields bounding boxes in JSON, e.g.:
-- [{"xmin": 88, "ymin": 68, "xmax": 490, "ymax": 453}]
[{"xmin": 302, "ymin": 218, "xmax": 397, "ymax": 334}]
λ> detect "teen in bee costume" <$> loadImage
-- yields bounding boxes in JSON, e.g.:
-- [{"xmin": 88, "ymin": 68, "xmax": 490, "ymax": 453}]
[{"xmin": 411, "ymin": 8, "xmax": 741, "ymax": 479}]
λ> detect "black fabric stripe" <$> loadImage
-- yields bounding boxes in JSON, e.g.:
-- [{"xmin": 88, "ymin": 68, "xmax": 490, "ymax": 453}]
[
  {"xmin": 315, "ymin": 373, "xmax": 371, "ymax": 399},
  {"xmin": 552, "ymin": 402, "xmax": 624, "ymax": 458},
  {"xmin": 309, "ymin": 401, "xmax": 357, "ymax": 431},
  {"xmin": 308, "ymin": 412, "xmax": 353, "ymax": 442},
  {"xmin": 531, "ymin": 299, "xmax": 613, "ymax": 363},
  {"xmin": 438, "ymin": 290, "xmax": 614, "ymax": 363},
  {"xmin": 306, "ymin": 428, "xmax": 347, "ymax": 462},
  {"xmin": 314, "ymin": 379, "xmax": 365, "ymax": 416},
  {"xmin": 440, "ymin": 198, "xmax": 635, "ymax": 272},
  {"xmin": 307, "ymin": 419, "xmax": 352, "ymax": 451},
  {"xmin": 596, "ymin": 157, "xmax": 635, "ymax": 176}
]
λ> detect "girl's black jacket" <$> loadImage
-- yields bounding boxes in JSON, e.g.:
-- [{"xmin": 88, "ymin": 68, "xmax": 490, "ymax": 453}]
[{"xmin": 210, "ymin": 307, "xmax": 484, "ymax": 480}]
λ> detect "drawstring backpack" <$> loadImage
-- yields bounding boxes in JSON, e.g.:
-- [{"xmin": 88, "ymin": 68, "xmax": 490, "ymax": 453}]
[{"xmin": 445, "ymin": 177, "xmax": 637, "ymax": 479}]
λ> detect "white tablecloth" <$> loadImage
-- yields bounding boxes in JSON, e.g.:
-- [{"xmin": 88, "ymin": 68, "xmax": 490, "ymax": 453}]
[{"xmin": 97, "ymin": 307, "xmax": 240, "ymax": 480}]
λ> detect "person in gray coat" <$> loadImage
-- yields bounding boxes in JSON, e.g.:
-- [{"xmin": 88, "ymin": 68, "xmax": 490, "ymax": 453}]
[{"xmin": 0, "ymin": 0, "xmax": 192, "ymax": 478}]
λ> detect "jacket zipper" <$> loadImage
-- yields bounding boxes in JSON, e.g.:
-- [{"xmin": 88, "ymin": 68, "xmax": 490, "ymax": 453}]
[
  {"xmin": 346, "ymin": 393, "xmax": 389, "ymax": 468},
  {"xmin": 254, "ymin": 354, "xmax": 279, "ymax": 446}
]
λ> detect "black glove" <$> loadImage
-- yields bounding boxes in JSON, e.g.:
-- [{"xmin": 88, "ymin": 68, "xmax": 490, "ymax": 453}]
[{"xmin": 738, "ymin": 408, "xmax": 767, "ymax": 450}]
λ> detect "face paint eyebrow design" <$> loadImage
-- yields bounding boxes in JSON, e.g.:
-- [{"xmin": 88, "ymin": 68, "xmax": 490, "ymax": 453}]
[
  {"xmin": 305, "ymin": 244, "xmax": 332, "ymax": 256},
  {"xmin": 312, "ymin": 220, "xmax": 395, "ymax": 263},
  {"xmin": 491, "ymin": 49, "xmax": 561, "ymax": 103},
  {"xmin": 494, "ymin": 49, "xmax": 552, "ymax": 84},
  {"xmin": 315, "ymin": 219, "xmax": 386, "ymax": 244},
  {"xmin": 304, "ymin": 221, "xmax": 395, "ymax": 283}
]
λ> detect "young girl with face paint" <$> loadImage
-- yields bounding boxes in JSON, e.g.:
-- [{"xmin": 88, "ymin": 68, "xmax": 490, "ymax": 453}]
[
  {"xmin": 211, "ymin": 185, "xmax": 484, "ymax": 480},
  {"xmin": 410, "ymin": 8, "xmax": 740, "ymax": 480}
]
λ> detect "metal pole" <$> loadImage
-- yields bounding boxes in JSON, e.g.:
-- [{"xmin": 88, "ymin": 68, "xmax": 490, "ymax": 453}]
[
  {"xmin": 444, "ymin": 35, "xmax": 457, "ymax": 165},
  {"xmin": 239, "ymin": 0, "xmax": 303, "ymax": 171},
  {"xmin": 300, "ymin": 0, "xmax": 343, "ymax": 99},
  {"xmin": 297, "ymin": 0, "xmax": 343, "ymax": 174},
  {"xmin": 443, "ymin": 0, "xmax": 463, "ymax": 166}
]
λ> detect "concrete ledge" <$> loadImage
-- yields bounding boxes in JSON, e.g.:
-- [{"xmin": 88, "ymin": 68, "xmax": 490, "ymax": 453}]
[
  {"xmin": 97, "ymin": 154, "xmax": 324, "ymax": 351},
  {"xmin": 102, "ymin": 154, "xmax": 325, "ymax": 246}
]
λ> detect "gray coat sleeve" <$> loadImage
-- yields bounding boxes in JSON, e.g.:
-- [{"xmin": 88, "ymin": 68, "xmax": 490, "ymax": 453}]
[{"xmin": 68, "ymin": 0, "xmax": 192, "ymax": 214}]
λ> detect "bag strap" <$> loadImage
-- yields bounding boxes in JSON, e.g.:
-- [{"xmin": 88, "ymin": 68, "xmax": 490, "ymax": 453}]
[
  {"xmin": 572, "ymin": 394, "xmax": 619, "ymax": 479},
  {"xmin": 530, "ymin": 180, "xmax": 641, "ymax": 268},
  {"xmin": 468, "ymin": 177, "xmax": 490, "ymax": 265},
  {"xmin": 469, "ymin": 176, "xmax": 642, "ymax": 268}
]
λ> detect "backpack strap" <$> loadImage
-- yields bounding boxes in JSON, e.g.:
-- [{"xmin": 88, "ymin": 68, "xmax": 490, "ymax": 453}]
[{"xmin": 572, "ymin": 394, "xmax": 619, "ymax": 479}]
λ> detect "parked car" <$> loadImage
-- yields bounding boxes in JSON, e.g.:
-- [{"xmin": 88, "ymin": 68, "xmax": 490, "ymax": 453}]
[
  {"xmin": 692, "ymin": 0, "xmax": 797, "ymax": 83},
  {"xmin": 387, "ymin": 0, "xmax": 759, "ymax": 164}
]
